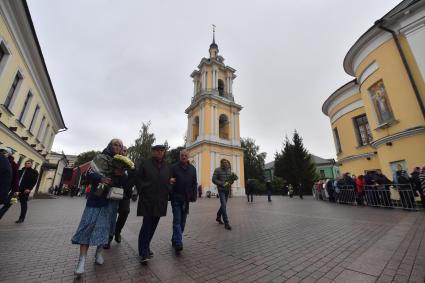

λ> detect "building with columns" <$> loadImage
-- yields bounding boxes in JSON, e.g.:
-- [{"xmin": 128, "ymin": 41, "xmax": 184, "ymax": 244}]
[
  {"xmin": 185, "ymin": 35, "xmax": 245, "ymax": 196},
  {"xmin": 0, "ymin": 1, "xmax": 66, "ymax": 194}
]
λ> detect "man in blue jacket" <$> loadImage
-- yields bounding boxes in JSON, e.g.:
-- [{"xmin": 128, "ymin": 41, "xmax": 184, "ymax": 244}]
[{"xmin": 170, "ymin": 149, "xmax": 197, "ymax": 254}]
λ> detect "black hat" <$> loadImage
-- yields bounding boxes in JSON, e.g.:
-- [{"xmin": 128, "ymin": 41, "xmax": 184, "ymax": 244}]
[{"xmin": 151, "ymin": 144, "xmax": 166, "ymax": 150}]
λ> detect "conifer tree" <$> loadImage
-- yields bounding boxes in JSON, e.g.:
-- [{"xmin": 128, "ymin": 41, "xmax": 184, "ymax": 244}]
[
  {"xmin": 241, "ymin": 137, "xmax": 266, "ymax": 181},
  {"xmin": 274, "ymin": 131, "xmax": 317, "ymax": 192},
  {"xmin": 127, "ymin": 121, "xmax": 156, "ymax": 165}
]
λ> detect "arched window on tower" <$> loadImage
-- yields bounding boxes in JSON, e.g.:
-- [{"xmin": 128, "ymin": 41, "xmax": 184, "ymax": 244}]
[
  {"xmin": 219, "ymin": 114, "xmax": 229, "ymax": 140},
  {"xmin": 218, "ymin": 79, "xmax": 225, "ymax": 97},
  {"xmin": 192, "ymin": 116, "xmax": 199, "ymax": 141}
]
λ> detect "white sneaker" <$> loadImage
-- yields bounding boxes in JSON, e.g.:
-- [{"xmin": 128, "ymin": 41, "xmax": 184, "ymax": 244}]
[
  {"xmin": 74, "ymin": 255, "xmax": 86, "ymax": 275},
  {"xmin": 95, "ymin": 246, "xmax": 104, "ymax": 265}
]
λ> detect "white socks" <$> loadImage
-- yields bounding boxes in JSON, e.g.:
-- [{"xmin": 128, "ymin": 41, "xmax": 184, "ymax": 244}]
[
  {"xmin": 74, "ymin": 253, "xmax": 86, "ymax": 275},
  {"xmin": 95, "ymin": 246, "xmax": 104, "ymax": 265}
]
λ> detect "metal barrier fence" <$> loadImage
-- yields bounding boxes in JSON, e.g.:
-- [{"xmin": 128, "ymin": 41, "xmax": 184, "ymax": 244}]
[{"xmin": 314, "ymin": 184, "xmax": 424, "ymax": 211}]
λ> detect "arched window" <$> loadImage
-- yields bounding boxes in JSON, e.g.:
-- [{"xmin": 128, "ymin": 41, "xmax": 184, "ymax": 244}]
[
  {"xmin": 218, "ymin": 79, "xmax": 225, "ymax": 97},
  {"xmin": 192, "ymin": 116, "xmax": 199, "ymax": 141},
  {"xmin": 219, "ymin": 114, "xmax": 229, "ymax": 140}
]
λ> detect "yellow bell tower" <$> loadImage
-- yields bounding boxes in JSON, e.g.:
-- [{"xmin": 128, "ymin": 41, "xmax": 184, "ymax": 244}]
[{"xmin": 185, "ymin": 29, "xmax": 245, "ymax": 196}]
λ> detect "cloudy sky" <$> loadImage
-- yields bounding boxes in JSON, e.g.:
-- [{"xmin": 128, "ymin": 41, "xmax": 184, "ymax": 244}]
[{"xmin": 28, "ymin": 0, "xmax": 401, "ymax": 162}]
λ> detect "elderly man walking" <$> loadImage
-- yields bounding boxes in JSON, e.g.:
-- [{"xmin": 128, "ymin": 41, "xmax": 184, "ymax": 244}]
[
  {"xmin": 136, "ymin": 144, "xmax": 174, "ymax": 263},
  {"xmin": 170, "ymin": 149, "xmax": 197, "ymax": 254}
]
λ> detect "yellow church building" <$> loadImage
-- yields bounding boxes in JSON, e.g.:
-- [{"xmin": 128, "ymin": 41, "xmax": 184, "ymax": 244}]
[
  {"xmin": 322, "ymin": 0, "xmax": 425, "ymax": 179},
  {"xmin": 185, "ymin": 34, "xmax": 245, "ymax": 196}
]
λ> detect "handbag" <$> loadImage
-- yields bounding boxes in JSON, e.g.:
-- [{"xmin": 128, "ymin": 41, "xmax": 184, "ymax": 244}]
[{"xmin": 107, "ymin": 187, "xmax": 124, "ymax": 200}]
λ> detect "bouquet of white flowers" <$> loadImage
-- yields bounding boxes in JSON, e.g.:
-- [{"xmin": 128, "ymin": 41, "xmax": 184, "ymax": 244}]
[{"xmin": 90, "ymin": 154, "xmax": 134, "ymax": 198}]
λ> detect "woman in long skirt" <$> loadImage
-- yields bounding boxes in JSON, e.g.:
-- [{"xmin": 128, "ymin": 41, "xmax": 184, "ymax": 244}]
[{"xmin": 71, "ymin": 139, "xmax": 123, "ymax": 275}]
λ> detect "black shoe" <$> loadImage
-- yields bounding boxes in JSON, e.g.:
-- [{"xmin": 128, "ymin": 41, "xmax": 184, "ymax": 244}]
[
  {"xmin": 115, "ymin": 234, "xmax": 121, "ymax": 243},
  {"xmin": 175, "ymin": 244, "xmax": 183, "ymax": 255},
  {"xmin": 171, "ymin": 240, "xmax": 176, "ymax": 247},
  {"xmin": 140, "ymin": 255, "xmax": 150, "ymax": 265},
  {"xmin": 216, "ymin": 217, "xmax": 224, "ymax": 224},
  {"xmin": 103, "ymin": 243, "xmax": 111, "ymax": 249},
  {"xmin": 224, "ymin": 224, "xmax": 232, "ymax": 230},
  {"xmin": 15, "ymin": 219, "xmax": 24, "ymax": 223}
]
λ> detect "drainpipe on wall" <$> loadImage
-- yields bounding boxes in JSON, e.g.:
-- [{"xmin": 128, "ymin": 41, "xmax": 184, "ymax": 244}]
[{"xmin": 376, "ymin": 19, "xmax": 425, "ymax": 120}]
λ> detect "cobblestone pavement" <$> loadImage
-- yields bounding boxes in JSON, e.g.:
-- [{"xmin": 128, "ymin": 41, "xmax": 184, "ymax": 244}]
[{"xmin": 0, "ymin": 196, "xmax": 424, "ymax": 283}]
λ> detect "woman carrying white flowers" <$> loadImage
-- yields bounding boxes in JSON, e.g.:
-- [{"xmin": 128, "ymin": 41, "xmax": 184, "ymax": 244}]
[{"xmin": 71, "ymin": 138, "xmax": 126, "ymax": 276}]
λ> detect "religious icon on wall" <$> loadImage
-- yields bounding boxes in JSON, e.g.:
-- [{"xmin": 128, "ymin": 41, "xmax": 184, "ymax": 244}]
[{"xmin": 368, "ymin": 80, "xmax": 394, "ymax": 125}]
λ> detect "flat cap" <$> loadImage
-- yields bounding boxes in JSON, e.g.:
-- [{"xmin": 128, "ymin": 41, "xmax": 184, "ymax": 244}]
[{"xmin": 151, "ymin": 144, "xmax": 166, "ymax": 150}]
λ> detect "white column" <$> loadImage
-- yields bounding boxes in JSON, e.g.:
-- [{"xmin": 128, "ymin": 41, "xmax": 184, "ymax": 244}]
[
  {"xmin": 205, "ymin": 72, "xmax": 208, "ymax": 89},
  {"xmin": 227, "ymin": 77, "xmax": 230, "ymax": 93},
  {"xmin": 197, "ymin": 153, "xmax": 202, "ymax": 185},
  {"xmin": 235, "ymin": 112, "xmax": 240, "ymax": 142},
  {"xmin": 210, "ymin": 105, "xmax": 214, "ymax": 138},
  {"xmin": 236, "ymin": 155, "xmax": 241, "ymax": 187},
  {"xmin": 230, "ymin": 112, "xmax": 235, "ymax": 140},
  {"xmin": 193, "ymin": 80, "xmax": 196, "ymax": 96},
  {"xmin": 215, "ymin": 71, "xmax": 218, "ymax": 89},
  {"xmin": 214, "ymin": 106, "xmax": 218, "ymax": 137},
  {"xmin": 210, "ymin": 151, "xmax": 215, "ymax": 188},
  {"xmin": 200, "ymin": 105, "xmax": 204, "ymax": 137},
  {"xmin": 187, "ymin": 116, "xmax": 191, "ymax": 145},
  {"xmin": 229, "ymin": 78, "xmax": 233, "ymax": 94}
]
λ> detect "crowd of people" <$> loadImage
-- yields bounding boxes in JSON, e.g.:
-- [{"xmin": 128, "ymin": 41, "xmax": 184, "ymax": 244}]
[
  {"xmin": 0, "ymin": 147, "xmax": 39, "ymax": 223},
  {"xmin": 70, "ymin": 139, "xmax": 238, "ymax": 276},
  {"xmin": 313, "ymin": 165, "xmax": 425, "ymax": 210}
]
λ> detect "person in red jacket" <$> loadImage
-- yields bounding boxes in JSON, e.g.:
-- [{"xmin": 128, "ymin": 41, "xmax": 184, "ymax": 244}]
[{"xmin": 355, "ymin": 175, "xmax": 365, "ymax": 206}]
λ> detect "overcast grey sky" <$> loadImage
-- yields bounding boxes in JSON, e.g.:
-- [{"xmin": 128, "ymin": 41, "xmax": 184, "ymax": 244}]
[{"xmin": 28, "ymin": 0, "xmax": 401, "ymax": 162}]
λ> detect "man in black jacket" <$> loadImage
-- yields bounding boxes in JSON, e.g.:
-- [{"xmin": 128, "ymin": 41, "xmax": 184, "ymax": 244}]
[
  {"xmin": 16, "ymin": 160, "xmax": 38, "ymax": 223},
  {"xmin": 170, "ymin": 149, "xmax": 197, "ymax": 253},
  {"xmin": 0, "ymin": 147, "xmax": 12, "ymax": 206},
  {"xmin": 136, "ymin": 144, "xmax": 173, "ymax": 263}
]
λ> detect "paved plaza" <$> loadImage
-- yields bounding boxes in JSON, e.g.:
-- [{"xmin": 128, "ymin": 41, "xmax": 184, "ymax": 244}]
[{"xmin": 0, "ymin": 195, "xmax": 424, "ymax": 283}]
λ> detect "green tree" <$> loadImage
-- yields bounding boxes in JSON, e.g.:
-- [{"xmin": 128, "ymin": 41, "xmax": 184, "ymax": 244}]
[
  {"xmin": 127, "ymin": 121, "xmax": 156, "ymax": 165},
  {"xmin": 274, "ymin": 131, "xmax": 317, "ymax": 193},
  {"xmin": 75, "ymin": 150, "xmax": 99, "ymax": 167},
  {"xmin": 241, "ymin": 137, "xmax": 266, "ymax": 181},
  {"xmin": 166, "ymin": 146, "xmax": 185, "ymax": 165}
]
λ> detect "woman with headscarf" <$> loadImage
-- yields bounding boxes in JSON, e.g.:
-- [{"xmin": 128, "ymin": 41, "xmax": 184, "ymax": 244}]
[{"xmin": 71, "ymin": 139, "xmax": 124, "ymax": 276}]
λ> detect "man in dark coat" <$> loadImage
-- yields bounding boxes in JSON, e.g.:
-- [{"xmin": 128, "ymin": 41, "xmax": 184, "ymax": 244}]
[
  {"xmin": 0, "ymin": 151, "xmax": 19, "ymax": 220},
  {"xmin": 170, "ymin": 149, "xmax": 197, "ymax": 253},
  {"xmin": 410, "ymin": 167, "xmax": 424, "ymax": 209},
  {"xmin": 394, "ymin": 165, "xmax": 415, "ymax": 209},
  {"xmin": 136, "ymin": 144, "xmax": 173, "ymax": 263},
  {"xmin": 266, "ymin": 181, "xmax": 273, "ymax": 202},
  {"xmin": 0, "ymin": 147, "xmax": 12, "ymax": 207},
  {"xmin": 245, "ymin": 179, "xmax": 255, "ymax": 203},
  {"xmin": 16, "ymin": 160, "xmax": 39, "ymax": 223}
]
